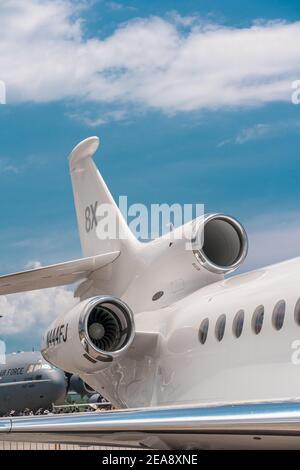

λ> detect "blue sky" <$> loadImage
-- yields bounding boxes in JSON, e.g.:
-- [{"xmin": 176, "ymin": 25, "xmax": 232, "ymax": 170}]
[{"xmin": 0, "ymin": 0, "xmax": 300, "ymax": 351}]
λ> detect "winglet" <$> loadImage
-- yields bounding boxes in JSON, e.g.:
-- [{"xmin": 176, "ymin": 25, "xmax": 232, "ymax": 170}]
[{"xmin": 69, "ymin": 136, "xmax": 100, "ymax": 170}]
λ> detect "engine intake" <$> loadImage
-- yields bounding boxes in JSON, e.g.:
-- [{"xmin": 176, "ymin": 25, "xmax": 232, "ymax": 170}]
[
  {"xmin": 79, "ymin": 296, "xmax": 135, "ymax": 362},
  {"xmin": 193, "ymin": 214, "xmax": 248, "ymax": 274}
]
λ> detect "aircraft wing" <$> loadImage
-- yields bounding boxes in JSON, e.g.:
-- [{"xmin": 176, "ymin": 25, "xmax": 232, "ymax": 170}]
[
  {"xmin": 2, "ymin": 401, "xmax": 300, "ymax": 449},
  {"xmin": 0, "ymin": 251, "xmax": 119, "ymax": 295}
]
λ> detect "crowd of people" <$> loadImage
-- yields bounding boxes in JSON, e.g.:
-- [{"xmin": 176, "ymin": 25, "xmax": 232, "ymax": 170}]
[{"xmin": 2, "ymin": 401, "xmax": 112, "ymax": 417}]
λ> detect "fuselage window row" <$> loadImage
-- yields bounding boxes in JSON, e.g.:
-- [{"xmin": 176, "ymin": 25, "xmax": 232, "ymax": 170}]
[{"xmin": 198, "ymin": 298, "xmax": 296, "ymax": 345}]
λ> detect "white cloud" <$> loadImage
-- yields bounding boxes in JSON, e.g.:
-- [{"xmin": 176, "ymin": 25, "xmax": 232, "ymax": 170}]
[
  {"xmin": 0, "ymin": 154, "xmax": 44, "ymax": 175},
  {"xmin": 235, "ymin": 123, "xmax": 272, "ymax": 144},
  {"xmin": 0, "ymin": 284, "xmax": 76, "ymax": 336},
  {"xmin": 0, "ymin": 0, "xmax": 300, "ymax": 112},
  {"xmin": 67, "ymin": 108, "xmax": 128, "ymax": 126},
  {"xmin": 106, "ymin": 2, "xmax": 136, "ymax": 12},
  {"xmin": 218, "ymin": 119, "xmax": 300, "ymax": 146},
  {"xmin": 0, "ymin": 158, "xmax": 20, "ymax": 174}
]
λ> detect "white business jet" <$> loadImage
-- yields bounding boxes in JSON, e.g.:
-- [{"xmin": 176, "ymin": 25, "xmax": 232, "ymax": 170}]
[{"xmin": 1, "ymin": 136, "xmax": 300, "ymax": 449}]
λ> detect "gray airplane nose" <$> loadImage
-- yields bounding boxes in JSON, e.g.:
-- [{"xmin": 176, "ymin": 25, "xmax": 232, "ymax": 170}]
[{"xmin": 44, "ymin": 368, "xmax": 67, "ymax": 405}]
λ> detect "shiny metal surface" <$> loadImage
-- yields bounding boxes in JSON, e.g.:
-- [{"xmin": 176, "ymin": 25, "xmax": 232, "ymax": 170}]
[
  {"xmin": 193, "ymin": 213, "xmax": 248, "ymax": 274},
  {"xmin": 78, "ymin": 295, "xmax": 135, "ymax": 362},
  {"xmin": 0, "ymin": 420, "xmax": 11, "ymax": 433},
  {"xmin": 3, "ymin": 401, "xmax": 300, "ymax": 434}
]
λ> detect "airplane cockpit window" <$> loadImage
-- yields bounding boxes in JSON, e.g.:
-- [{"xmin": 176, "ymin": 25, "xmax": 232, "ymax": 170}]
[
  {"xmin": 272, "ymin": 300, "xmax": 286, "ymax": 330},
  {"xmin": 215, "ymin": 314, "xmax": 226, "ymax": 342},
  {"xmin": 27, "ymin": 363, "xmax": 43, "ymax": 373},
  {"xmin": 252, "ymin": 305, "xmax": 264, "ymax": 334},
  {"xmin": 233, "ymin": 310, "xmax": 244, "ymax": 338},
  {"xmin": 294, "ymin": 298, "xmax": 300, "ymax": 325},
  {"xmin": 199, "ymin": 318, "xmax": 209, "ymax": 344},
  {"xmin": 41, "ymin": 364, "xmax": 52, "ymax": 369}
]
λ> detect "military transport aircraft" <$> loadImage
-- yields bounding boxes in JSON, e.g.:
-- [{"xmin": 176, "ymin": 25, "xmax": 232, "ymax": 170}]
[
  {"xmin": 1, "ymin": 136, "xmax": 300, "ymax": 449},
  {"xmin": 0, "ymin": 351, "xmax": 66, "ymax": 415}
]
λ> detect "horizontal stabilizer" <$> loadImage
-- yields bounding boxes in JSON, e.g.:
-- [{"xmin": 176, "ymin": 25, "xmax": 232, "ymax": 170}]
[{"xmin": 0, "ymin": 251, "xmax": 119, "ymax": 295}]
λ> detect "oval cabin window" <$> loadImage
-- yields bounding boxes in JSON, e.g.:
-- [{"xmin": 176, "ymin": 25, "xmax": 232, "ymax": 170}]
[
  {"xmin": 272, "ymin": 300, "xmax": 285, "ymax": 330},
  {"xmin": 215, "ymin": 314, "xmax": 226, "ymax": 342},
  {"xmin": 295, "ymin": 298, "xmax": 300, "ymax": 326},
  {"xmin": 233, "ymin": 310, "xmax": 244, "ymax": 338},
  {"xmin": 199, "ymin": 318, "xmax": 209, "ymax": 345},
  {"xmin": 252, "ymin": 305, "xmax": 264, "ymax": 335}
]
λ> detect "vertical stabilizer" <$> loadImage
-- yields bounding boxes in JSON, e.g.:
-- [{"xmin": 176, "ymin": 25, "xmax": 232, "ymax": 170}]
[{"xmin": 69, "ymin": 137, "xmax": 137, "ymax": 258}]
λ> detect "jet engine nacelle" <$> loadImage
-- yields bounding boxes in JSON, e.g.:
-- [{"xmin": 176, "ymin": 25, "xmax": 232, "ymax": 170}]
[
  {"xmin": 116, "ymin": 213, "xmax": 249, "ymax": 312},
  {"xmin": 41, "ymin": 296, "xmax": 135, "ymax": 374},
  {"xmin": 192, "ymin": 213, "xmax": 248, "ymax": 275}
]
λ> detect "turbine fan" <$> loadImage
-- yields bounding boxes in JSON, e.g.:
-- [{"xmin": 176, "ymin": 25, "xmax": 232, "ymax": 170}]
[{"xmin": 87, "ymin": 306, "xmax": 122, "ymax": 352}]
